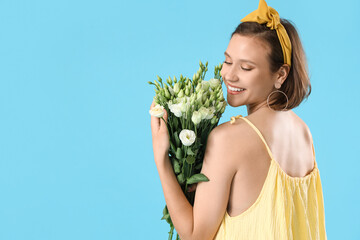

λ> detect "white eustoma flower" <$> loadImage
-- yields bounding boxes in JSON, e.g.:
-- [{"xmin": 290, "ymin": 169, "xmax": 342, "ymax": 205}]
[
  {"xmin": 201, "ymin": 81, "xmax": 210, "ymax": 91},
  {"xmin": 198, "ymin": 106, "xmax": 215, "ymax": 120},
  {"xmin": 198, "ymin": 106, "xmax": 207, "ymax": 120},
  {"xmin": 206, "ymin": 106, "xmax": 215, "ymax": 119},
  {"xmin": 179, "ymin": 129, "xmax": 196, "ymax": 146},
  {"xmin": 191, "ymin": 111, "xmax": 202, "ymax": 125},
  {"xmin": 168, "ymin": 102, "xmax": 182, "ymax": 117},
  {"xmin": 209, "ymin": 78, "xmax": 221, "ymax": 89},
  {"xmin": 149, "ymin": 104, "xmax": 165, "ymax": 118}
]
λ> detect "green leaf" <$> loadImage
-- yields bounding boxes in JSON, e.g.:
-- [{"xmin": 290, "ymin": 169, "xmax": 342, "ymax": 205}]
[
  {"xmin": 170, "ymin": 142, "xmax": 176, "ymax": 153},
  {"xmin": 161, "ymin": 213, "xmax": 169, "ymax": 220},
  {"xmin": 186, "ymin": 173, "xmax": 210, "ymax": 185},
  {"xmin": 177, "ymin": 173, "xmax": 185, "ymax": 184},
  {"xmin": 182, "ymin": 160, "xmax": 190, "ymax": 176},
  {"xmin": 174, "ymin": 131, "xmax": 180, "ymax": 147},
  {"xmin": 163, "ymin": 205, "xmax": 168, "ymax": 216},
  {"xmin": 174, "ymin": 118, "xmax": 179, "ymax": 131},
  {"xmin": 173, "ymin": 160, "xmax": 180, "ymax": 174},
  {"xmin": 186, "ymin": 155, "xmax": 195, "ymax": 164},
  {"xmin": 175, "ymin": 147, "xmax": 183, "ymax": 159},
  {"xmin": 195, "ymin": 162, "xmax": 203, "ymax": 170},
  {"xmin": 165, "ymin": 214, "xmax": 172, "ymax": 225},
  {"xmin": 187, "ymin": 148, "xmax": 195, "ymax": 156}
]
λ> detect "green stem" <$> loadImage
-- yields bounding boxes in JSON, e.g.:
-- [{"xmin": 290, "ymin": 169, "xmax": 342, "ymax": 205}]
[
  {"xmin": 176, "ymin": 233, "xmax": 180, "ymax": 240},
  {"xmin": 168, "ymin": 225, "xmax": 174, "ymax": 240}
]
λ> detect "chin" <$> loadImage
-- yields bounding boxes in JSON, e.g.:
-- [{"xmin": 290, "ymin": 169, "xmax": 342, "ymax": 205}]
[{"xmin": 226, "ymin": 98, "xmax": 244, "ymax": 108}]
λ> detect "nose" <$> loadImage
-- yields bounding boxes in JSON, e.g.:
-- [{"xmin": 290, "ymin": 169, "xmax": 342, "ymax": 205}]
[{"xmin": 222, "ymin": 64, "xmax": 239, "ymax": 83}]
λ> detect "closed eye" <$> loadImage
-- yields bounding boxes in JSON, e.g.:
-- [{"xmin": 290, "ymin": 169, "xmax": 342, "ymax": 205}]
[{"xmin": 223, "ymin": 61, "xmax": 252, "ymax": 71}]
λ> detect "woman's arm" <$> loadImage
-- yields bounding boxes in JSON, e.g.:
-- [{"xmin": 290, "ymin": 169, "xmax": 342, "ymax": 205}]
[
  {"xmin": 155, "ymin": 152, "xmax": 194, "ymax": 239},
  {"xmin": 155, "ymin": 126, "xmax": 238, "ymax": 240}
]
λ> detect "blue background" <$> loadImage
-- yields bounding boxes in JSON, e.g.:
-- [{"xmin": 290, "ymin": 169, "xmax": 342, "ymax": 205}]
[{"xmin": 0, "ymin": 0, "xmax": 359, "ymax": 239}]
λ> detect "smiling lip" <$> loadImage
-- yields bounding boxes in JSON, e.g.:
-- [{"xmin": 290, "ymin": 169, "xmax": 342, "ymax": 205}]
[
  {"xmin": 227, "ymin": 87, "xmax": 246, "ymax": 95},
  {"xmin": 227, "ymin": 82, "xmax": 246, "ymax": 90}
]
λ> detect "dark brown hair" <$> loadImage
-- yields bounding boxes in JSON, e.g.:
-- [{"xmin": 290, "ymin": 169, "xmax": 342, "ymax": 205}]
[{"xmin": 231, "ymin": 19, "xmax": 311, "ymax": 110}]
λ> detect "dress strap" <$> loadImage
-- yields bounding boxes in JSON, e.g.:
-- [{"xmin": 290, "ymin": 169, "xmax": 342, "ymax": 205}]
[
  {"xmin": 311, "ymin": 140, "xmax": 317, "ymax": 168},
  {"xmin": 230, "ymin": 115, "xmax": 274, "ymax": 160}
]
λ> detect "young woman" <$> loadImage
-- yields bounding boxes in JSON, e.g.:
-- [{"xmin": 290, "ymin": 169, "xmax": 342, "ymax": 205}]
[{"xmin": 150, "ymin": 0, "xmax": 327, "ymax": 239}]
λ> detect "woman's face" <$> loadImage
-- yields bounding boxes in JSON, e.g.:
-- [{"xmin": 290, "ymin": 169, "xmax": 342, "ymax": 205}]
[{"xmin": 220, "ymin": 34, "xmax": 280, "ymax": 114}]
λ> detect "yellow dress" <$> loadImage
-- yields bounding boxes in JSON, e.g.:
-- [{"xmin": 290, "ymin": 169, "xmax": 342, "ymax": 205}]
[{"xmin": 213, "ymin": 115, "xmax": 327, "ymax": 240}]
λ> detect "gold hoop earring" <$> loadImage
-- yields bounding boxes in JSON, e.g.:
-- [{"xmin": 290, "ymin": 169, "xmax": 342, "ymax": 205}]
[{"xmin": 267, "ymin": 90, "xmax": 289, "ymax": 111}]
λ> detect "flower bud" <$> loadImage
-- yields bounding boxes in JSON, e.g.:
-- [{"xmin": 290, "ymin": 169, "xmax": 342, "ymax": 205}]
[
  {"xmin": 204, "ymin": 98, "xmax": 210, "ymax": 108},
  {"xmin": 154, "ymin": 80, "xmax": 160, "ymax": 88},
  {"xmin": 195, "ymin": 84, "xmax": 201, "ymax": 93},
  {"xmin": 190, "ymin": 95, "xmax": 196, "ymax": 105},
  {"xmin": 164, "ymin": 86, "xmax": 170, "ymax": 99},
  {"xmin": 216, "ymin": 101, "xmax": 223, "ymax": 112},
  {"xmin": 196, "ymin": 90, "xmax": 203, "ymax": 102},
  {"xmin": 219, "ymin": 92, "xmax": 225, "ymax": 101},
  {"xmin": 220, "ymin": 105, "xmax": 226, "ymax": 114},
  {"xmin": 211, "ymin": 116, "xmax": 218, "ymax": 125},
  {"xmin": 173, "ymin": 82, "xmax": 180, "ymax": 94},
  {"xmin": 157, "ymin": 75, "xmax": 162, "ymax": 83},
  {"xmin": 202, "ymin": 93, "xmax": 207, "ymax": 104},
  {"xmin": 195, "ymin": 72, "xmax": 200, "ymax": 80},
  {"xmin": 185, "ymin": 87, "xmax": 190, "ymax": 96},
  {"xmin": 178, "ymin": 89, "xmax": 184, "ymax": 98},
  {"xmin": 168, "ymin": 86, "xmax": 175, "ymax": 96}
]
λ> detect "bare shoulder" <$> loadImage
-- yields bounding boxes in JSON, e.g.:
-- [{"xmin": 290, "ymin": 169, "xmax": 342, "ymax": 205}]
[
  {"xmin": 207, "ymin": 119, "xmax": 257, "ymax": 160},
  {"xmin": 290, "ymin": 111, "xmax": 314, "ymax": 143},
  {"xmin": 210, "ymin": 119, "xmax": 251, "ymax": 141}
]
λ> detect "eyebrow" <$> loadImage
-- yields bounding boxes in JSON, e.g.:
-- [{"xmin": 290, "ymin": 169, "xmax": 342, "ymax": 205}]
[{"xmin": 224, "ymin": 51, "xmax": 257, "ymax": 65}]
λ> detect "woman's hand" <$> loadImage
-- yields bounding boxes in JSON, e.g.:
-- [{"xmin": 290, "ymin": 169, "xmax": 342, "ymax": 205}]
[{"xmin": 150, "ymin": 100, "xmax": 170, "ymax": 163}]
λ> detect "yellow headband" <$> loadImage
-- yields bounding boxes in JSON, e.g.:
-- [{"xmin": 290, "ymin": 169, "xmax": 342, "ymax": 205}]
[{"xmin": 240, "ymin": 0, "xmax": 292, "ymax": 67}]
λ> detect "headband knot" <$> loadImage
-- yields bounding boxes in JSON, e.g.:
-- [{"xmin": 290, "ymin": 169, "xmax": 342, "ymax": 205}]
[
  {"xmin": 266, "ymin": 7, "xmax": 280, "ymax": 30},
  {"xmin": 240, "ymin": 0, "xmax": 292, "ymax": 67}
]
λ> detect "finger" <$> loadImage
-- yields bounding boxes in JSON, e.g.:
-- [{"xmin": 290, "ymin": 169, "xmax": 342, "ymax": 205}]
[
  {"xmin": 160, "ymin": 108, "xmax": 169, "ymax": 132},
  {"xmin": 150, "ymin": 114, "xmax": 160, "ymax": 133},
  {"xmin": 150, "ymin": 100, "xmax": 160, "ymax": 132}
]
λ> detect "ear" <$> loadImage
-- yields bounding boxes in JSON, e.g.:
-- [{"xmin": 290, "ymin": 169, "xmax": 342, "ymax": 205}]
[{"xmin": 274, "ymin": 64, "xmax": 290, "ymax": 85}]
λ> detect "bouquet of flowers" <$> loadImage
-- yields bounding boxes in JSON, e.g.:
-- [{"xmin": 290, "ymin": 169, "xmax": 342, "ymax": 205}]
[{"xmin": 148, "ymin": 61, "xmax": 227, "ymax": 240}]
